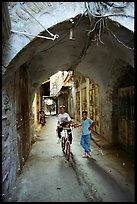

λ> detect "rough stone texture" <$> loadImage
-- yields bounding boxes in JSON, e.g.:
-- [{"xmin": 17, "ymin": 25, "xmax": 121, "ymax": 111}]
[
  {"xmin": 2, "ymin": 72, "xmax": 35, "ymax": 200},
  {"xmin": 15, "ymin": 7, "xmax": 30, "ymax": 20},
  {"xmin": 2, "ymin": 88, "xmax": 19, "ymax": 200},
  {"xmin": 2, "ymin": 2, "xmax": 11, "ymax": 45}
]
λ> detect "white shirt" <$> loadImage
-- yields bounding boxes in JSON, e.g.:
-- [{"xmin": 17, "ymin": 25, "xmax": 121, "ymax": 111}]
[{"xmin": 58, "ymin": 113, "xmax": 71, "ymax": 124}]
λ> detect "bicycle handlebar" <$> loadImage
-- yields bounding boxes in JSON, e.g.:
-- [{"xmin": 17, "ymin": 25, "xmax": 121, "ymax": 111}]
[{"xmin": 62, "ymin": 127, "xmax": 71, "ymax": 130}]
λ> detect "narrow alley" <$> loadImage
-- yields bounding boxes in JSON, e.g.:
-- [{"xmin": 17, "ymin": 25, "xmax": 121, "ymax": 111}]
[
  {"xmin": 2, "ymin": 2, "xmax": 134, "ymax": 202},
  {"xmin": 5, "ymin": 116, "xmax": 134, "ymax": 202}
]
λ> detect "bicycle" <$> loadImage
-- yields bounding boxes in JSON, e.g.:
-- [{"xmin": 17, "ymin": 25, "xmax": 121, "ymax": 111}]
[
  {"xmin": 61, "ymin": 127, "xmax": 72, "ymax": 161},
  {"xmin": 60, "ymin": 123, "xmax": 80, "ymax": 161}
]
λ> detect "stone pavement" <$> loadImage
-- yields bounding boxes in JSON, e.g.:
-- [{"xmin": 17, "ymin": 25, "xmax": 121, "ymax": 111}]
[
  {"xmin": 92, "ymin": 132, "xmax": 112, "ymax": 149},
  {"xmin": 5, "ymin": 115, "xmax": 134, "ymax": 202}
]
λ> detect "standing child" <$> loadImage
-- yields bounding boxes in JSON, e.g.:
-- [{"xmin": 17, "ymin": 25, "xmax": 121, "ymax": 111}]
[{"xmin": 79, "ymin": 110, "xmax": 96, "ymax": 158}]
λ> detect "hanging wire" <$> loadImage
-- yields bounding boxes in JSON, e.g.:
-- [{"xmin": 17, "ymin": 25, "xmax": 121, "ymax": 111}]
[
  {"xmin": 84, "ymin": 2, "xmax": 134, "ymax": 49},
  {"xmin": 10, "ymin": 29, "xmax": 59, "ymax": 40},
  {"xmin": 85, "ymin": 2, "xmax": 133, "ymax": 18},
  {"xmin": 107, "ymin": 28, "xmax": 134, "ymax": 50},
  {"xmin": 10, "ymin": 2, "xmax": 59, "ymax": 40},
  {"xmin": 41, "ymin": 10, "xmax": 87, "ymax": 53},
  {"xmin": 20, "ymin": 2, "xmax": 55, "ymax": 37}
]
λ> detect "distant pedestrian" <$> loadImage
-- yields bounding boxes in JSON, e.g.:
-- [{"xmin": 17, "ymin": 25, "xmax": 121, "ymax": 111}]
[{"xmin": 40, "ymin": 110, "xmax": 46, "ymax": 126}]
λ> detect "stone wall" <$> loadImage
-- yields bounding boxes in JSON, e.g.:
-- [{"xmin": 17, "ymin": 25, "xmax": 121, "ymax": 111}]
[
  {"xmin": 100, "ymin": 59, "xmax": 134, "ymax": 145},
  {"xmin": 2, "ymin": 2, "xmax": 11, "ymax": 44},
  {"xmin": 2, "ymin": 86, "xmax": 19, "ymax": 200},
  {"xmin": 2, "ymin": 66, "xmax": 35, "ymax": 200}
]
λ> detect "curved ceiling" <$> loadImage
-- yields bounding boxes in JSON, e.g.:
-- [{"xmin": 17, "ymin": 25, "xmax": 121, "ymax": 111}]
[{"xmin": 3, "ymin": 15, "xmax": 134, "ymax": 97}]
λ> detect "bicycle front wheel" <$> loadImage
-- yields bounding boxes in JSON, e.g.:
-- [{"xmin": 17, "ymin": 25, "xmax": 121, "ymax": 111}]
[{"xmin": 66, "ymin": 142, "xmax": 70, "ymax": 161}]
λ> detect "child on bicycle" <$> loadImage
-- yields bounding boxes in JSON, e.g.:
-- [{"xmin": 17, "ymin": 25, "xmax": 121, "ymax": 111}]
[{"xmin": 57, "ymin": 105, "xmax": 73, "ymax": 144}]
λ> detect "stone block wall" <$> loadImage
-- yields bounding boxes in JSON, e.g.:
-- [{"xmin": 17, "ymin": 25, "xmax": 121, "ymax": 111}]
[{"xmin": 2, "ymin": 88, "xmax": 19, "ymax": 200}]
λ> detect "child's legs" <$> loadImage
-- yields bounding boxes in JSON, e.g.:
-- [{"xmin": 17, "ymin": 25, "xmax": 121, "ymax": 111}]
[
  {"xmin": 80, "ymin": 134, "xmax": 91, "ymax": 153},
  {"xmin": 83, "ymin": 134, "xmax": 91, "ymax": 153},
  {"xmin": 57, "ymin": 127, "xmax": 63, "ymax": 138},
  {"xmin": 80, "ymin": 135, "xmax": 85, "ymax": 150}
]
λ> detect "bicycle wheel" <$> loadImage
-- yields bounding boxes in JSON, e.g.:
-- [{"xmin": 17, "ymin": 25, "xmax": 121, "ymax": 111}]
[
  {"xmin": 66, "ymin": 141, "xmax": 70, "ymax": 161},
  {"xmin": 61, "ymin": 137, "xmax": 65, "ymax": 151}
]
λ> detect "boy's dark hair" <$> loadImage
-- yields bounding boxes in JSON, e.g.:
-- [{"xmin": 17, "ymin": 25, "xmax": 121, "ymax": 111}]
[
  {"xmin": 82, "ymin": 110, "xmax": 88, "ymax": 115},
  {"xmin": 59, "ymin": 105, "xmax": 65, "ymax": 109}
]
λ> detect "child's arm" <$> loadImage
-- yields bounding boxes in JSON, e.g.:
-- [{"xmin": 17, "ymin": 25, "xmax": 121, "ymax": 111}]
[
  {"xmin": 73, "ymin": 123, "xmax": 82, "ymax": 128},
  {"xmin": 89, "ymin": 121, "xmax": 96, "ymax": 130}
]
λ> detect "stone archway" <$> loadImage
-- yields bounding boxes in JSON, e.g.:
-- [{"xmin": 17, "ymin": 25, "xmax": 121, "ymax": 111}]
[{"xmin": 2, "ymin": 13, "xmax": 134, "ymax": 155}]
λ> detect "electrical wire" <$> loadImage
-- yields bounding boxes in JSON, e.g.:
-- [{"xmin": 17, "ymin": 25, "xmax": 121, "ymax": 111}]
[{"xmin": 20, "ymin": 2, "xmax": 57, "ymax": 38}]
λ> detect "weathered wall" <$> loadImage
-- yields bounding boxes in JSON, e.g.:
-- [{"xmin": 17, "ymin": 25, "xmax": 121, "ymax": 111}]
[
  {"xmin": 2, "ymin": 2, "xmax": 11, "ymax": 44},
  {"xmin": 73, "ymin": 72, "xmax": 101, "ymax": 133},
  {"xmin": 2, "ymin": 66, "xmax": 35, "ymax": 200},
  {"xmin": 2, "ymin": 82, "xmax": 19, "ymax": 200}
]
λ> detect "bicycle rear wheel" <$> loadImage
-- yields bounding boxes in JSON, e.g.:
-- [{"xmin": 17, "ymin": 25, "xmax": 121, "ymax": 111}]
[
  {"xmin": 61, "ymin": 137, "xmax": 65, "ymax": 151},
  {"xmin": 66, "ymin": 141, "xmax": 70, "ymax": 161}
]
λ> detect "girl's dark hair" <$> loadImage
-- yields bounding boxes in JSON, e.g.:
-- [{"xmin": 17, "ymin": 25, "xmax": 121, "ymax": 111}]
[{"xmin": 82, "ymin": 110, "xmax": 88, "ymax": 115}]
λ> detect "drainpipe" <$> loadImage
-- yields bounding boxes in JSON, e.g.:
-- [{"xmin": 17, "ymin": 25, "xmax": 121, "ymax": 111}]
[
  {"xmin": 80, "ymin": 81, "xmax": 82, "ymax": 119},
  {"xmin": 86, "ymin": 78, "xmax": 90, "ymax": 114}
]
